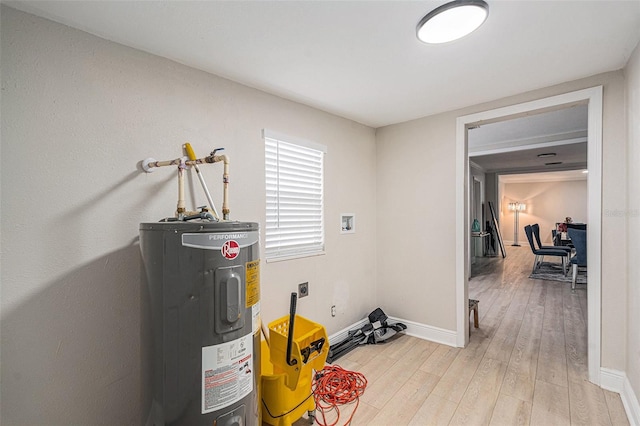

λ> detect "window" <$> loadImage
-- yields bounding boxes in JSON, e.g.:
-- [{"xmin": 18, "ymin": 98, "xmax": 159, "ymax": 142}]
[{"xmin": 264, "ymin": 130, "xmax": 326, "ymax": 261}]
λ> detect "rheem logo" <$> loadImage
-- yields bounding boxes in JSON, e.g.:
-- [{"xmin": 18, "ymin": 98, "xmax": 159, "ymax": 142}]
[{"xmin": 221, "ymin": 240, "xmax": 240, "ymax": 260}]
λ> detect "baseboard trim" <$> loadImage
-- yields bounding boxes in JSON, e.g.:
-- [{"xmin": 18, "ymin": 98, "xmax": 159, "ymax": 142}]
[
  {"xmin": 623, "ymin": 375, "xmax": 640, "ymax": 426},
  {"xmin": 389, "ymin": 316, "xmax": 457, "ymax": 347},
  {"xmin": 600, "ymin": 368, "xmax": 640, "ymax": 426},
  {"xmin": 327, "ymin": 318, "xmax": 369, "ymax": 345},
  {"xmin": 601, "ymin": 367, "xmax": 625, "ymax": 391},
  {"xmin": 328, "ymin": 317, "xmax": 457, "ymax": 348}
]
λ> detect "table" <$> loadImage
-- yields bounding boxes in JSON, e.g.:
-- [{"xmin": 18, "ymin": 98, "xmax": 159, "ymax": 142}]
[
  {"xmin": 554, "ymin": 232, "xmax": 572, "ymax": 246},
  {"xmin": 471, "ymin": 232, "xmax": 490, "ymax": 257}
]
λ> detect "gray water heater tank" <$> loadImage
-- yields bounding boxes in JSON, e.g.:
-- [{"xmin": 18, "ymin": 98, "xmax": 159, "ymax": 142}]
[{"xmin": 140, "ymin": 221, "xmax": 261, "ymax": 426}]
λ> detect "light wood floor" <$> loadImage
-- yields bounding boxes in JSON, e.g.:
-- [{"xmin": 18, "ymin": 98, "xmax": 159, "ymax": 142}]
[{"xmin": 295, "ymin": 246, "xmax": 629, "ymax": 426}]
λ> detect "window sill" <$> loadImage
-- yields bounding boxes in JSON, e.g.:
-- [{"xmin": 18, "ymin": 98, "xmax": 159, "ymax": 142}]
[{"xmin": 265, "ymin": 251, "xmax": 326, "ymax": 263}]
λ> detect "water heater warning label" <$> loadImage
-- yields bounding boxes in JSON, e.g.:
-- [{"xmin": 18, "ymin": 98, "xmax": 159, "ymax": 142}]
[
  {"xmin": 201, "ymin": 334, "xmax": 253, "ymax": 414},
  {"xmin": 245, "ymin": 260, "xmax": 260, "ymax": 307}
]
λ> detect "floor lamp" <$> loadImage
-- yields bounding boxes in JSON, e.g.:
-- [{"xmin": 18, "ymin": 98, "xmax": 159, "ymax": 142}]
[{"xmin": 508, "ymin": 202, "xmax": 526, "ymax": 246}]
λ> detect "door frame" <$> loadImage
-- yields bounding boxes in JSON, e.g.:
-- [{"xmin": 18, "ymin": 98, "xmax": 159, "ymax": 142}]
[
  {"xmin": 469, "ymin": 172, "xmax": 484, "ymax": 267},
  {"xmin": 455, "ymin": 86, "xmax": 603, "ymax": 384}
]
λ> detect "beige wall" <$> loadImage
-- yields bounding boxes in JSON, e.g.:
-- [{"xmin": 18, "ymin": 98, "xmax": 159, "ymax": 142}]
[
  {"xmin": 0, "ymin": 7, "xmax": 377, "ymax": 424},
  {"xmin": 500, "ymin": 180, "xmax": 588, "ymax": 246},
  {"xmin": 625, "ymin": 39, "xmax": 640, "ymax": 411},
  {"xmin": 377, "ymin": 114, "xmax": 458, "ymax": 329},
  {"xmin": 377, "ymin": 71, "xmax": 628, "ymax": 371}
]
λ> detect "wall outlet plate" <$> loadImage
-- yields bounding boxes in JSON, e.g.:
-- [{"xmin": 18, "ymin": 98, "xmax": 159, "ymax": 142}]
[{"xmin": 298, "ymin": 282, "xmax": 309, "ymax": 298}]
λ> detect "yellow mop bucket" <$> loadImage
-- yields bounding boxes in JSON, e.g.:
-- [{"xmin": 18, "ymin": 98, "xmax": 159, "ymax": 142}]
[{"xmin": 261, "ymin": 294, "xmax": 328, "ymax": 426}]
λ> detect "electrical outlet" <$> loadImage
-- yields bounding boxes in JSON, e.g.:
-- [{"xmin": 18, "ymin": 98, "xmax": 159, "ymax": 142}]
[
  {"xmin": 298, "ymin": 282, "xmax": 309, "ymax": 298},
  {"xmin": 331, "ymin": 305, "xmax": 336, "ymax": 317}
]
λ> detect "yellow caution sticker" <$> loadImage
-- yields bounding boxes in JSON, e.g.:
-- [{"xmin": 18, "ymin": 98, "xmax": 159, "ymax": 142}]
[{"xmin": 245, "ymin": 260, "xmax": 260, "ymax": 307}]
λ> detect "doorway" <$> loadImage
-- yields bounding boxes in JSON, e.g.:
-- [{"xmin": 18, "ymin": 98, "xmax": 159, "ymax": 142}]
[{"xmin": 455, "ymin": 86, "xmax": 603, "ymax": 385}]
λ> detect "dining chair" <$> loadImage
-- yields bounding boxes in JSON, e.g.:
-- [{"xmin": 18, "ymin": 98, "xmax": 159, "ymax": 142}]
[
  {"xmin": 567, "ymin": 228, "xmax": 587, "ymax": 291},
  {"xmin": 566, "ymin": 223, "xmax": 587, "ymax": 231},
  {"xmin": 532, "ymin": 224, "xmax": 572, "ymax": 255},
  {"xmin": 524, "ymin": 225, "xmax": 570, "ymax": 275}
]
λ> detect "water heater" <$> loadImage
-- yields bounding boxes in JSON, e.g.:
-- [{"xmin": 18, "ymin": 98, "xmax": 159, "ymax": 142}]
[{"xmin": 141, "ymin": 221, "xmax": 261, "ymax": 426}]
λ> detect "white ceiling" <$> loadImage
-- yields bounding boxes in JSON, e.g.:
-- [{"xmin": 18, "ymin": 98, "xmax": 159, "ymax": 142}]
[
  {"xmin": 471, "ymin": 140, "xmax": 587, "ymax": 173},
  {"xmin": 468, "ymin": 104, "xmax": 587, "ymax": 152},
  {"xmin": 6, "ymin": 0, "xmax": 640, "ymax": 128},
  {"xmin": 468, "ymin": 104, "xmax": 588, "ymax": 173}
]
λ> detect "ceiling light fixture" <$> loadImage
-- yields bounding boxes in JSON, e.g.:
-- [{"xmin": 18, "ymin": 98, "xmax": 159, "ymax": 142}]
[
  {"xmin": 537, "ymin": 152, "xmax": 557, "ymax": 158},
  {"xmin": 417, "ymin": 0, "xmax": 489, "ymax": 44}
]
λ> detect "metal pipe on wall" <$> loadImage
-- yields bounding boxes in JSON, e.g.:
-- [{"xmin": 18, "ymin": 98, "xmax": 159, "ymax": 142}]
[{"xmin": 142, "ymin": 148, "xmax": 231, "ymax": 220}]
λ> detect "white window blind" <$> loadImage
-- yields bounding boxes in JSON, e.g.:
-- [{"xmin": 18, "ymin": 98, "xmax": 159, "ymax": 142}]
[{"xmin": 264, "ymin": 130, "xmax": 326, "ymax": 260}]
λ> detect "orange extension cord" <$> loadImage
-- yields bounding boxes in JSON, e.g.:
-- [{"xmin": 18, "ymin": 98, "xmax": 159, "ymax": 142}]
[{"xmin": 312, "ymin": 365, "xmax": 368, "ymax": 426}]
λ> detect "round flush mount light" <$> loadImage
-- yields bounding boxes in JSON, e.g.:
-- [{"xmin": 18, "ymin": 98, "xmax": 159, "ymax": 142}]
[{"xmin": 417, "ymin": 0, "xmax": 489, "ymax": 44}]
